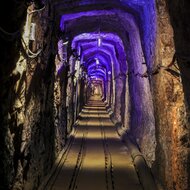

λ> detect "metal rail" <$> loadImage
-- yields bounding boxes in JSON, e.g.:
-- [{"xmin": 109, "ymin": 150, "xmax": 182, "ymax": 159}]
[
  {"xmin": 42, "ymin": 129, "xmax": 78, "ymax": 190},
  {"xmin": 67, "ymin": 122, "xmax": 89, "ymax": 190},
  {"xmin": 124, "ymin": 138, "xmax": 158, "ymax": 190},
  {"xmin": 43, "ymin": 109, "xmax": 89, "ymax": 190},
  {"xmin": 41, "ymin": 100, "xmax": 117, "ymax": 190},
  {"xmin": 98, "ymin": 106, "xmax": 115, "ymax": 190}
]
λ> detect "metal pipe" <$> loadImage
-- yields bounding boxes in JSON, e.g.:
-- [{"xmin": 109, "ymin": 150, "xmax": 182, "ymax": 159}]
[{"xmin": 124, "ymin": 138, "xmax": 158, "ymax": 190}]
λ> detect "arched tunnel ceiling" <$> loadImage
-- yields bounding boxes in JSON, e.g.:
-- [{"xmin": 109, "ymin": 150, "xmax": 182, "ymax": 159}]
[
  {"xmin": 56, "ymin": 0, "xmax": 156, "ymax": 82},
  {"xmin": 72, "ymin": 33, "xmax": 127, "ymax": 78},
  {"xmin": 72, "ymin": 33, "xmax": 126, "ymax": 64},
  {"xmin": 54, "ymin": 0, "xmax": 156, "ymax": 68},
  {"xmin": 54, "ymin": 0, "xmax": 148, "ymax": 30},
  {"xmin": 59, "ymin": 9, "xmax": 147, "ymax": 72},
  {"xmin": 84, "ymin": 51, "xmax": 112, "ymax": 80},
  {"xmin": 85, "ymin": 54, "xmax": 110, "ymax": 71},
  {"xmin": 88, "ymin": 63, "xmax": 107, "ymax": 73},
  {"xmin": 89, "ymin": 68, "xmax": 106, "ymax": 77},
  {"xmin": 87, "ymin": 62, "xmax": 108, "ymax": 78},
  {"xmin": 59, "ymin": 9, "xmax": 139, "ymax": 50},
  {"xmin": 83, "ymin": 49, "xmax": 120, "ymax": 75}
]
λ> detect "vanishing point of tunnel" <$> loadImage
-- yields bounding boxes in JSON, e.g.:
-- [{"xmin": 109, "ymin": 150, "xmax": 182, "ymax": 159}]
[{"xmin": 0, "ymin": 0, "xmax": 190, "ymax": 190}]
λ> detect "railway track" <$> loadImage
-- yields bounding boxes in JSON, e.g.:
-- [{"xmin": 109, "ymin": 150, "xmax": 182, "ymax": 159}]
[
  {"xmin": 62, "ymin": 102, "xmax": 115, "ymax": 190},
  {"xmin": 98, "ymin": 104, "xmax": 115, "ymax": 190},
  {"xmin": 44, "ymin": 130, "xmax": 78, "ymax": 190},
  {"xmin": 44, "ymin": 109, "xmax": 90, "ymax": 190},
  {"xmin": 41, "ymin": 97, "xmax": 148, "ymax": 190},
  {"xmin": 67, "ymin": 122, "xmax": 88, "ymax": 190}
]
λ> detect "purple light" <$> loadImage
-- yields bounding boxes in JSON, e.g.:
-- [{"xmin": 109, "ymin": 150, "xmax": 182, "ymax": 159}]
[
  {"xmin": 60, "ymin": 6, "xmax": 156, "ymax": 72},
  {"xmin": 72, "ymin": 33, "xmax": 124, "ymax": 50},
  {"xmin": 71, "ymin": 33, "xmax": 127, "ymax": 76},
  {"xmin": 61, "ymin": 7, "xmax": 154, "ymax": 90}
]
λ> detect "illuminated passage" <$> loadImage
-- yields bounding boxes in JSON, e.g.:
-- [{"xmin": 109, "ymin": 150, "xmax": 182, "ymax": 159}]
[{"xmin": 44, "ymin": 95, "xmax": 142, "ymax": 190}]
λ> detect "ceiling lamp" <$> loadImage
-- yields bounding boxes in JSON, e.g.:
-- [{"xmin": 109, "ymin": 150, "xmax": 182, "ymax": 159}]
[
  {"xmin": 96, "ymin": 58, "xmax": 100, "ymax": 65},
  {"xmin": 98, "ymin": 36, "xmax": 102, "ymax": 47}
]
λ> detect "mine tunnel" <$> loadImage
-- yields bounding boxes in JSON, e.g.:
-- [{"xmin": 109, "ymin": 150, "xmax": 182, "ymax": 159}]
[{"xmin": 0, "ymin": 0, "xmax": 190, "ymax": 190}]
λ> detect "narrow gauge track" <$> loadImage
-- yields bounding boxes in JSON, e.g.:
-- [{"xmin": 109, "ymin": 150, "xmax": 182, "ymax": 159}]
[
  {"xmin": 44, "ymin": 111, "xmax": 90, "ymax": 190},
  {"xmin": 67, "ymin": 119, "xmax": 89, "ymax": 190},
  {"xmin": 98, "ymin": 106, "xmax": 115, "ymax": 190},
  {"xmin": 41, "ymin": 98, "xmax": 146, "ymax": 190}
]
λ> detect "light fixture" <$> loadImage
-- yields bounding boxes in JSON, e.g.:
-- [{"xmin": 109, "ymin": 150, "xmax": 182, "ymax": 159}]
[
  {"xmin": 108, "ymin": 71, "xmax": 111, "ymax": 75},
  {"xmin": 98, "ymin": 36, "xmax": 102, "ymax": 47},
  {"xmin": 96, "ymin": 58, "xmax": 100, "ymax": 65},
  {"xmin": 78, "ymin": 46, "xmax": 81, "ymax": 56},
  {"xmin": 29, "ymin": 23, "xmax": 36, "ymax": 41},
  {"xmin": 97, "ymin": 20, "xmax": 102, "ymax": 47}
]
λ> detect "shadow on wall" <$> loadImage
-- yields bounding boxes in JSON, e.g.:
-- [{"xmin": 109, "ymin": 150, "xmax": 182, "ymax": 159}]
[
  {"xmin": 0, "ymin": 1, "xmax": 28, "ymax": 188},
  {"xmin": 22, "ymin": 53, "xmax": 56, "ymax": 189}
]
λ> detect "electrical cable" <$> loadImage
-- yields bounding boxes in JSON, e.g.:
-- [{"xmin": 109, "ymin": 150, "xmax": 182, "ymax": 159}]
[
  {"xmin": 0, "ymin": 26, "xmax": 20, "ymax": 41},
  {"xmin": 113, "ymin": 62, "xmax": 181, "ymax": 80},
  {"xmin": 21, "ymin": 37, "xmax": 43, "ymax": 58},
  {"xmin": 27, "ymin": 5, "xmax": 46, "ymax": 15}
]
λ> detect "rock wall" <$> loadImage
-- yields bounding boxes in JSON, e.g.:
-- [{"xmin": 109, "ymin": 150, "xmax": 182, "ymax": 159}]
[
  {"xmin": 0, "ymin": 1, "xmax": 28, "ymax": 189},
  {"xmin": 152, "ymin": 0, "xmax": 190, "ymax": 189},
  {"xmin": 0, "ymin": 2, "xmax": 67, "ymax": 189},
  {"xmin": 166, "ymin": 1, "xmax": 190, "ymax": 189}
]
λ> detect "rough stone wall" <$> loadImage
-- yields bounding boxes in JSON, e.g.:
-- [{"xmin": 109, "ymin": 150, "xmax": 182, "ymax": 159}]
[
  {"xmin": 152, "ymin": 1, "xmax": 189, "ymax": 189},
  {"xmin": 15, "ymin": 4, "xmax": 57, "ymax": 189},
  {"xmin": 53, "ymin": 75, "xmax": 68, "ymax": 157},
  {"xmin": 59, "ymin": 67, "xmax": 69, "ymax": 142},
  {"xmin": 114, "ymin": 77, "xmax": 125, "ymax": 123},
  {"xmin": 0, "ymin": 1, "xmax": 27, "ymax": 189},
  {"xmin": 0, "ymin": 2, "xmax": 66, "ymax": 189},
  {"xmin": 125, "ymin": 26, "xmax": 156, "ymax": 167},
  {"xmin": 66, "ymin": 75, "xmax": 74, "ymax": 134},
  {"xmin": 166, "ymin": 1, "xmax": 190, "ymax": 189},
  {"xmin": 128, "ymin": 72, "xmax": 156, "ymax": 167}
]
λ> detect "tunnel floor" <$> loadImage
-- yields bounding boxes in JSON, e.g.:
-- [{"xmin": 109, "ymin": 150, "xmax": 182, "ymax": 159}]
[{"xmin": 44, "ymin": 95, "xmax": 142, "ymax": 190}]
